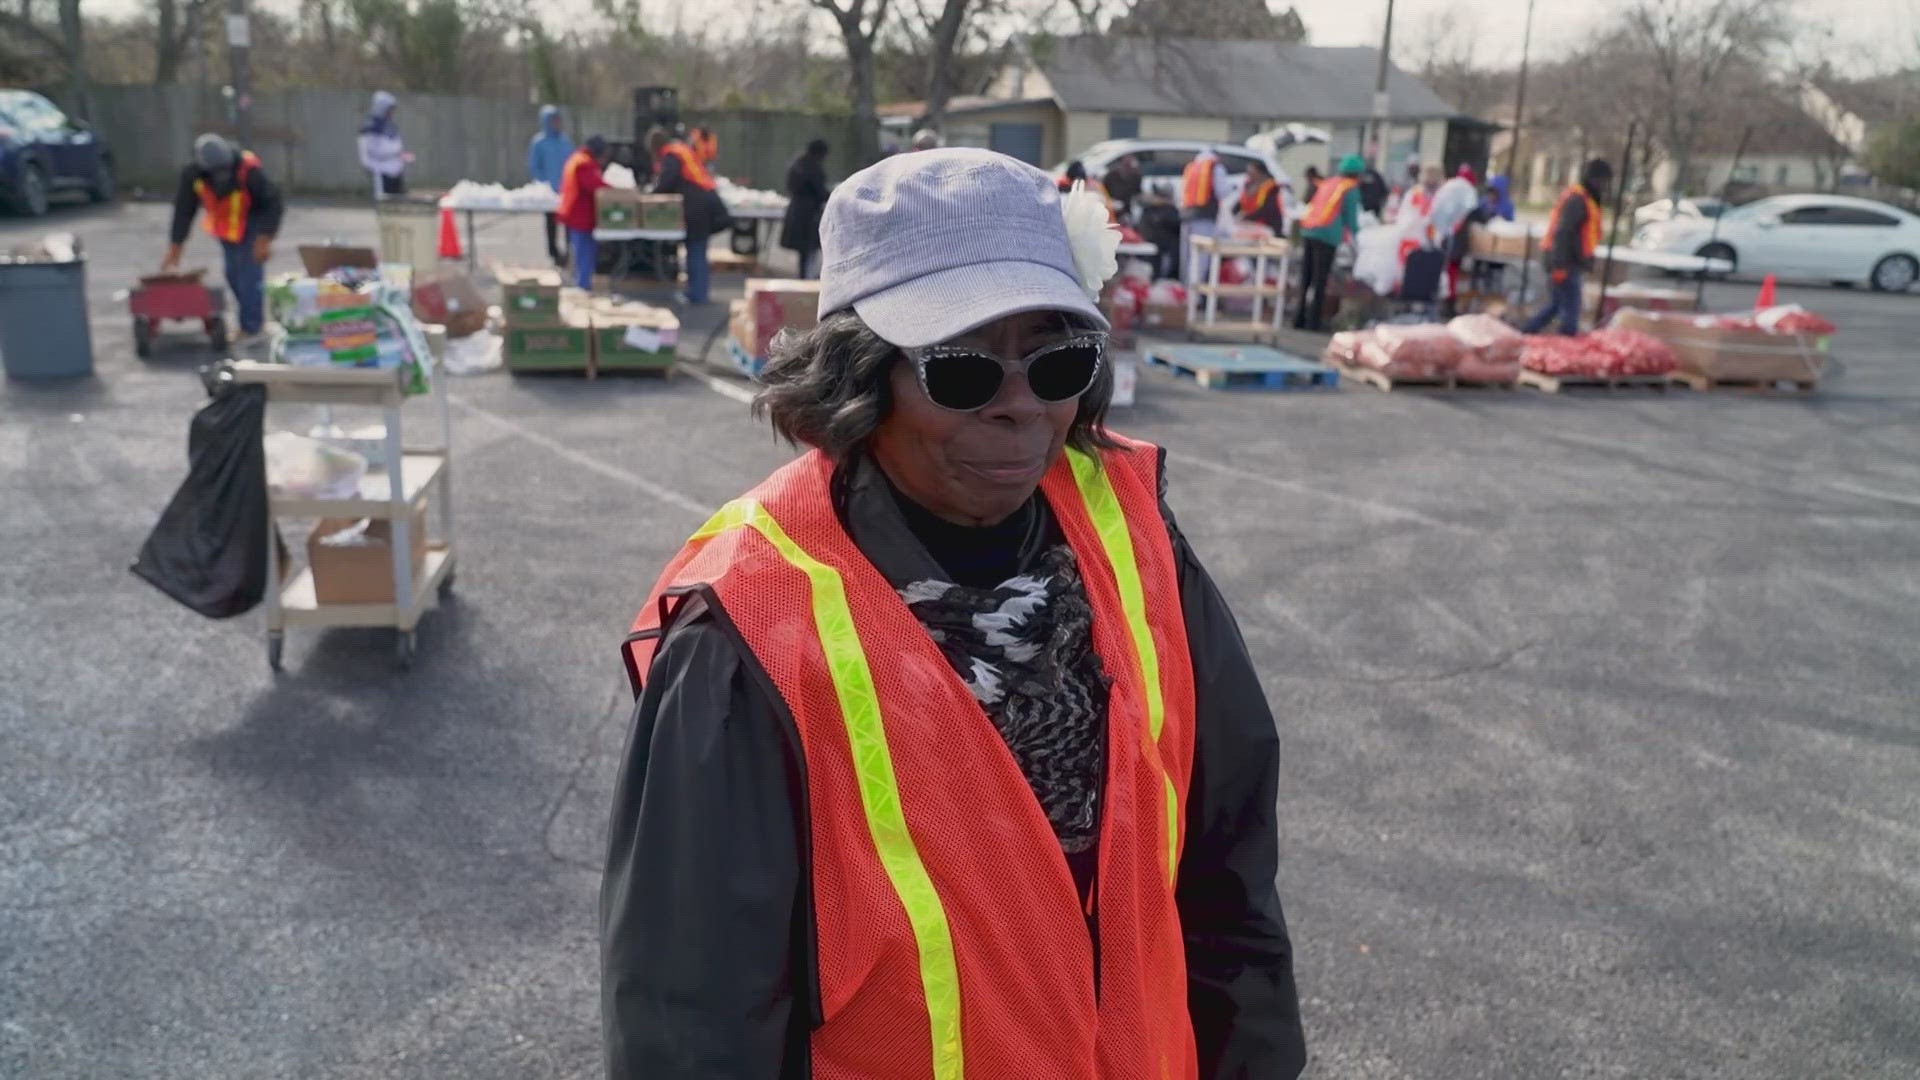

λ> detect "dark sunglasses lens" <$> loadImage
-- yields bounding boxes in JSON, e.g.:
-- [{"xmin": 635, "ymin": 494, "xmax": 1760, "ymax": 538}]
[
  {"xmin": 921, "ymin": 351, "xmax": 1006, "ymax": 411},
  {"xmin": 1026, "ymin": 344, "xmax": 1102, "ymax": 403}
]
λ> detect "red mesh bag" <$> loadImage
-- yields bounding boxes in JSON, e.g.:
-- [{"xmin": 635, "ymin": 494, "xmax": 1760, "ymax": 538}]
[
  {"xmin": 1522, "ymin": 334, "xmax": 1611, "ymax": 376},
  {"xmin": 1355, "ymin": 323, "xmax": 1465, "ymax": 378},
  {"xmin": 1587, "ymin": 328, "xmax": 1677, "ymax": 375},
  {"xmin": 1447, "ymin": 314, "xmax": 1523, "ymax": 383},
  {"xmin": 1754, "ymin": 305, "xmax": 1837, "ymax": 335}
]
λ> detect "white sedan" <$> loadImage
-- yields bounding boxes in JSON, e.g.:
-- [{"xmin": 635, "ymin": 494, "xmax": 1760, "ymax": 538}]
[{"xmin": 1631, "ymin": 194, "xmax": 1920, "ymax": 292}]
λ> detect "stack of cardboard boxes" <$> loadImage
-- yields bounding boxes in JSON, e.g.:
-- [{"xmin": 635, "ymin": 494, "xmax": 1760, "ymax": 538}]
[
  {"xmin": 727, "ymin": 279, "xmax": 821, "ymax": 377},
  {"xmin": 597, "ymin": 191, "xmax": 686, "ymax": 232},
  {"xmin": 497, "ymin": 266, "xmax": 679, "ymax": 376}
]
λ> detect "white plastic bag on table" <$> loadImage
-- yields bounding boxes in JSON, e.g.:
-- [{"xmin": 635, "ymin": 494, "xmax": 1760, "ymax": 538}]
[{"xmin": 265, "ymin": 431, "xmax": 367, "ymax": 501}]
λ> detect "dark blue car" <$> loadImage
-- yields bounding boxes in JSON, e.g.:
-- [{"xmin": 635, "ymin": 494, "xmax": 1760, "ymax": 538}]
[{"xmin": 0, "ymin": 90, "xmax": 115, "ymax": 216}]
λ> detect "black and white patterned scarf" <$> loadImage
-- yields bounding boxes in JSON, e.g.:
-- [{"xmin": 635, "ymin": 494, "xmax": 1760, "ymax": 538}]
[{"xmin": 897, "ymin": 545, "xmax": 1111, "ymax": 853}]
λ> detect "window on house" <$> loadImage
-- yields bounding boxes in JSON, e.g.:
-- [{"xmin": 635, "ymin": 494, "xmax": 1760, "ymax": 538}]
[
  {"xmin": 1731, "ymin": 165, "xmax": 1759, "ymax": 183},
  {"xmin": 1108, "ymin": 116, "xmax": 1139, "ymax": 140},
  {"xmin": 1775, "ymin": 164, "xmax": 1791, "ymax": 185}
]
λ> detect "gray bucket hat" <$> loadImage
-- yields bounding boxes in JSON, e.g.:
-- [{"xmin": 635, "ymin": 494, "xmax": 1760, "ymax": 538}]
[{"xmin": 816, "ymin": 148, "xmax": 1108, "ymax": 349}]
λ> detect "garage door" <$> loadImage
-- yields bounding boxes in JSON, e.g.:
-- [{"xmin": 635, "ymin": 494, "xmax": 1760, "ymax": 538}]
[{"xmin": 989, "ymin": 123, "xmax": 1045, "ymax": 166}]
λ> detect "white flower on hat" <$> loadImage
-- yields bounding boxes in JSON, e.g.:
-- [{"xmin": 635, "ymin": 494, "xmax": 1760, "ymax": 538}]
[{"xmin": 1060, "ymin": 181, "xmax": 1121, "ymax": 299}]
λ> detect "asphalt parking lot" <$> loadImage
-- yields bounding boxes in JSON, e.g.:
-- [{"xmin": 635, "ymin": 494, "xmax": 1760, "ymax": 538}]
[{"xmin": 3, "ymin": 201, "xmax": 1917, "ymax": 1079}]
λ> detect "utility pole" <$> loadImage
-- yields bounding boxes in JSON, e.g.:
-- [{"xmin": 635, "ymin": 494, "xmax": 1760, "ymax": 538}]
[
  {"xmin": 1370, "ymin": 0, "xmax": 1396, "ymax": 163},
  {"xmin": 225, "ymin": 0, "xmax": 252, "ymax": 147},
  {"xmin": 1504, "ymin": 0, "xmax": 1536, "ymax": 188}
]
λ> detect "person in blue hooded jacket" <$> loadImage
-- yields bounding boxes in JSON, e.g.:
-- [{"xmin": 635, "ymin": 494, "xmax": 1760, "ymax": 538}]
[{"xmin": 529, "ymin": 105, "xmax": 576, "ymax": 267}]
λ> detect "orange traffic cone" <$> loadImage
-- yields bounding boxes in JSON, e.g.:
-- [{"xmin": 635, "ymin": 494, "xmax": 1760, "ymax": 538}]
[
  {"xmin": 1754, "ymin": 272, "xmax": 1776, "ymax": 310},
  {"xmin": 438, "ymin": 207, "xmax": 463, "ymax": 261}
]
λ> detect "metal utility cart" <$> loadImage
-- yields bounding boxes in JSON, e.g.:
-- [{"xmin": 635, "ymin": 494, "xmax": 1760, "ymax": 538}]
[
  {"xmin": 231, "ymin": 346, "xmax": 455, "ymax": 670},
  {"xmin": 1185, "ymin": 234, "xmax": 1291, "ymax": 342}
]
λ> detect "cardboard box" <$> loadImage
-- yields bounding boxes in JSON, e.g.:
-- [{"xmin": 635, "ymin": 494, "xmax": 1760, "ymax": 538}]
[
  {"xmin": 299, "ymin": 245, "xmax": 380, "ymax": 277},
  {"xmin": 497, "ymin": 267, "xmax": 564, "ymax": 327},
  {"xmin": 1469, "ymin": 225, "xmax": 1533, "ymax": 260},
  {"xmin": 597, "ymin": 188, "xmax": 645, "ymax": 230},
  {"xmin": 737, "ymin": 279, "xmax": 822, "ymax": 358},
  {"xmin": 639, "ymin": 193, "xmax": 684, "ymax": 232},
  {"xmin": 308, "ymin": 511, "xmax": 427, "ymax": 606},
  {"xmin": 1140, "ymin": 300, "xmax": 1187, "ymax": 331},
  {"xmin": 412, "ymin": 274, "xmax": 489, "ymax": 338},
  {"xmin": 590, "ymin": 297, "xmax": 680, "ymax": 371},
  {"xmin": 505, "ymin": 306, "xmax": 594, "ymax": 371},
  {"xmin": 1609, "ymin": 308, "xmax": 1827, "ymax": 385}
]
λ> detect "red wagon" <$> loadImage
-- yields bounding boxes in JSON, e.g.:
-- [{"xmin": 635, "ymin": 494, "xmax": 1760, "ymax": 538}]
[{"xmin": 129, "ymin": 272, "xmax": 227, "ymax": 357}]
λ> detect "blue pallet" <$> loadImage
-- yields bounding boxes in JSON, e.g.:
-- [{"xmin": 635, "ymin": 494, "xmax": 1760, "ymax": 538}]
[
  {"xmin": 1143, "ymin": 345, "xmax": 1339, "ymax": 391},
  {"xmin": 726, "ymin": 337, "xmax": 768, "ymax": 380}
]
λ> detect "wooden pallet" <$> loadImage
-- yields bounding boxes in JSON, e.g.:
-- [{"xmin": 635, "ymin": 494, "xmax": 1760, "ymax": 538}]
[
  {"xmin": 1335, "ymin": 364, "xmax": 1456, "ymax": 392},
  {"xmin": 1668, "ymin": 370, "xmax": 1818, "ymax": 393},
  {"xmin": 1517, "ymin": 369, "xmax": 1673, "ymax": 393},
  {"xmin": 1144, "ymin": 345, "xmax": 1338, "ymax": 390}
]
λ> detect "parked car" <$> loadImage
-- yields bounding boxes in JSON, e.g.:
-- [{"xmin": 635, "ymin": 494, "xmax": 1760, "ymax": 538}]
[
  {"xmin": 1054, "ymin": 137, "xmax": 1312, "ymax": 202},
  {"xmin": 1632, "ymin": 196, "xmax": 1727, "ymax": 229},
  {"xmin": 0, "ymin": 90, "xmax": 115, "ymax": 217},
  {"xmin": 1631, "ymin": 194, "xmax": 1920, "ymax": 292}
]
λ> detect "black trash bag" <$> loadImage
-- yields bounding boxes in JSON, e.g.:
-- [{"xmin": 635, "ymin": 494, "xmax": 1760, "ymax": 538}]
[{"xmin": 131, "ymin": 363, "xmax": 286, "ymax": 618}]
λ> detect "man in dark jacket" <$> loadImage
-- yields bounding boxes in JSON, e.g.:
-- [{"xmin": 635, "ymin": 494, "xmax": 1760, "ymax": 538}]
[
  {"xmin": 1523, "ymin": 158, "xmax": 1612, "ymax": 335},
  {"xmin": 1103, "ymin": 153, "xmax": 1143, "ymax": 217},
  {"xmin": 162, "ymin": 133, "xmax": 283, "ymax": 342},
  {"xmin": 780, "ymin": 139, "xmax": 832, "ymax": 279},
  {"xmin": 649, "ymin": 126, "xmax": 730, "ymax": 305}
]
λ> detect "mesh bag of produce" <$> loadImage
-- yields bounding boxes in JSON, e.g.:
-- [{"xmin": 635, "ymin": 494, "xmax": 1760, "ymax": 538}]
[
  {"xmin": 1522, "ymin": 334, "xmax": 1612, "ymax": 376},
  {"xmin": 1446, "ymin": 314, "xmax": 1523, "ymax": 383},
  {"xmin": 1355, "ymin": 323, "xmax": 1465, "ymax": 379},
  {"xmin": 1753, "ymin": 305, "xmax": 1837, "ymax": 335},
  {"xmin": 1587, "ymin": 328, "xmax": 1677, "ymax": 375}
]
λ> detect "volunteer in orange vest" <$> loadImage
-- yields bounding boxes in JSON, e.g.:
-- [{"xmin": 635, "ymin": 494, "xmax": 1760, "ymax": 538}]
[
  {"xmin": 1293, "ymin": 154, "xmax": 1363, "ymax": 331},
  {"xmin": 1235, "ymin": 160, "xmax": 1289, "ymax": 234},
  {"xmin": 1177, "ymin": 147, "xmax": 1227, "ymax": 282},
  {"xmin": 648, "ymin": 126, "xmax": 728, "ymax": 305},
  {"xmin": 689, "ymin": 125, "xmax": 719, "ymax": 167},
  {"xmin": 161, "ymin": 133, "xmax": 283, "ymax": 343},
  {"xmin": 556, "ymin": 135, "xmax": 610, "ymax": 290},
  {"xmin": 1523, "ymin": 157, "xmax": 1612, "ymax": 335},
  {"xmin": 603, "ymin": 148, "xmax": 1307, "ymax": 1080}
]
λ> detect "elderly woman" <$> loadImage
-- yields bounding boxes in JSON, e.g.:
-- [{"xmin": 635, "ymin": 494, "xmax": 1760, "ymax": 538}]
[{"xmin": 601, "ymin": 149, "xmax": 1306, "ymax": 1080}]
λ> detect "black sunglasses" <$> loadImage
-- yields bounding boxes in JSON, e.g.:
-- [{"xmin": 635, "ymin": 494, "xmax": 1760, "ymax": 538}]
[{"xmin": 906, "ymin": 332, "xmax": 1107, "ymax": 413}]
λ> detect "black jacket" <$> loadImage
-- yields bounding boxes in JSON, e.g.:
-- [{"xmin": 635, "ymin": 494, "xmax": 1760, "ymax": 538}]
[
  {"xmin": 779, "ymin": 153, "xmax": 831, "ymax": 255},
  {"xmin": 601, "ymin": 451, "xmax": 1307, "ymax": 1080},
  {"xmin": 169, "ymin": 159, "xmax": 283, "ymax": 244},
  {"xmin": 1546, "ymin": 183, "xmax": 1600, "ymax": 272},
  {"xmin": 654, "ymin": 149, "xmax": 730, "ymax": 241}
]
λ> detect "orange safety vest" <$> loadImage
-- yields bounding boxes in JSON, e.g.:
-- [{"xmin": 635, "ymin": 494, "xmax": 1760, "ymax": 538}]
[
  {"xmin": 658, "ymin": 141, "xmax": 717, "ymax": 192},
  {"xmin": 1179, "ymin": 157, "xmax": 1215, "ymax": 210},
  {"xmin": 624, "ymin": 437, "xmax": 1199, "ymax": 1080},
  {"xmin": 1546, "ymin": 184, "xmax": 1603, "ymax": 261},
  {"xmin": 690, "ymin": 128, "xmax": 718, "ymax": 166},
  {"xmin": 1238, "ymin": 178, "xmax": 1277, "ymax": 217},
  {"xmin": 1300, "ymin": 175, "xmax": 1358, "ymax": 231},
  {"xmin": 193, "ymin": 150, "xmax": 260, "ymax": 243}
]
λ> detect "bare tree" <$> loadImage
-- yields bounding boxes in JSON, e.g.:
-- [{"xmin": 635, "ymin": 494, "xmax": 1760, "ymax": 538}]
[
  {"xmin": 914, "ymin": 0, "xmax": 974, "ymax": 129},
  {"xmin": 152, "ymin": 0, "xmax": 218, "ymax": 84},
  {"xmin": 808, "ymin": 0, "xmax": 893, "ymax": 161},
  {"xmin": 0, "ymin": 0, "xmax": 89, "ymax": 116},
  {"xmin": 1410, "ymin": 4, "xmax": 1507, "ymax": 120},
  {"xmin": 1608, "ymin": 0, "xmax": 1791, "ymax": 198}
]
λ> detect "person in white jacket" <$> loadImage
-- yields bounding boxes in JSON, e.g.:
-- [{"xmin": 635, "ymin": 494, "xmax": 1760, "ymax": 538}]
[{"xmin": 358, "ymin": 91, "xmax": 411, "ymax": 200}]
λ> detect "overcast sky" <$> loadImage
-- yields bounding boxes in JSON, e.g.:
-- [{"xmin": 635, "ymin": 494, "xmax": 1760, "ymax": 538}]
[{"xmin": 88, "ymin": 0, "xmax": 1916, "ymax": 75}]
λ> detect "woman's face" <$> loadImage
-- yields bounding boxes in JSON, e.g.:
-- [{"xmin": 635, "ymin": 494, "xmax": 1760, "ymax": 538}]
[{"xmin": 871, "ymin": 310, "xmax": 1082, "ymax": 527}]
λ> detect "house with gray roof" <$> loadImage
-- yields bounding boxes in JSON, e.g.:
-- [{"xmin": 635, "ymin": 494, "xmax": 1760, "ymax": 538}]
[{"xmin": 880, "ymin": 37, "xmax": 1492, "ymax": 178}]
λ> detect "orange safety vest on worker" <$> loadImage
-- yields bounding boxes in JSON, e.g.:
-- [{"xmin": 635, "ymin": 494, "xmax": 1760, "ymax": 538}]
[
  {"xmin": 1300, "ymin": 175, "xmax": 1358, "ymax": 230},
  {"xmin": 657, "ymin": 141, "xmax": 717, "ymax": 192},
  {"xmin": 623, "ymin": 435, "xmax": 1199, "ymax": 1080},
  {"xmin": 193, "ymin": 151, "xmax": 260, "ymax": 243},
  {"xmin": 1545, "ymin": 183, "xmax": 1603, "ymax": 262},
  {"xmin": 1179, "ymin": 156, "xmax": 1216, "ymax": 211},
  {"xmin": 1238, "ymin": 178, "xmax": 1277, "ymax": 217},
  {"xmin": 690, "ymin": 128, "xmax": 719, "ymax": 166}
]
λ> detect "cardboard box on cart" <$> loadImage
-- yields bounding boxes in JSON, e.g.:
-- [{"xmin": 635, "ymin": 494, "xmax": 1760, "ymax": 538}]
[{"xmin": 309, "ymin": 509, "xmax": 428, "ymax": 606}]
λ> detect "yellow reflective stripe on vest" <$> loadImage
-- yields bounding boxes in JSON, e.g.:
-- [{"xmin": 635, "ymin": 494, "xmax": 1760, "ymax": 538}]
[
  {"xmin": 226, "ymin": 191, "xmax": 245, "ymax": 241},
  {"xmin": 1065, "ymin": 448, "xmax": 1180, "ymax": 883},
  {"xmin": 689, "ymin": 498, "xmax": 966, "ymax": 1080}
]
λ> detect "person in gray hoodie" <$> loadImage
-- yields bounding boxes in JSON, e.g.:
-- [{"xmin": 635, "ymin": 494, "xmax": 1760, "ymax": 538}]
[{"xmin": 528, "ymin": 105, "xmax": 575, "ymax": 267}]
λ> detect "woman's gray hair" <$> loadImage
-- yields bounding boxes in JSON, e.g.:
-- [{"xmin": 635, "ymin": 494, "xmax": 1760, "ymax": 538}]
[{"xmin": 752, "ymin": 310, "xmax": 1119, "ymax": 460}]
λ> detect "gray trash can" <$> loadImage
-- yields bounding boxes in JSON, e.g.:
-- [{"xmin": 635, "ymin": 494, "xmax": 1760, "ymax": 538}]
[{"xmin": 0, "ymin": 255, "xmax": 94, "ymax": 380}]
